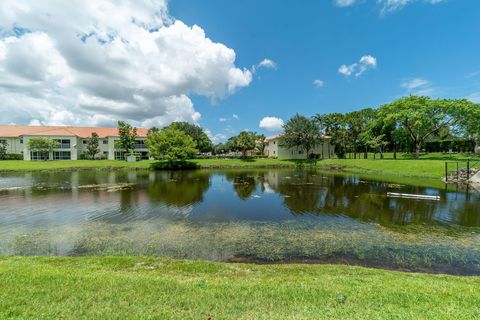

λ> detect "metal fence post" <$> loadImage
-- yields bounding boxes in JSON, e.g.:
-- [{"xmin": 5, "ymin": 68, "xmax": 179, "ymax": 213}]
[
  {"xmin": 445, "ymin": 162, "xmax": 448, "ymax": 182},
  {"xmin": 457, "ymin": 162, "xmax": 459, "ymax": 182},
  {"xmin": 467, "ymin": 159, "xmax": 470, "ymax": 181}
]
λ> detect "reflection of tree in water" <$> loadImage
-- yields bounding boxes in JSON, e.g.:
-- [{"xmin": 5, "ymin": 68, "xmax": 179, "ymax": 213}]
[
  {"xmin": 147, "ymin": 171, "xmax": 210, "ymax": 207},
  {"xmin": 447, "ymin": 199, "xmax": 480, "ymax": 227},
  {"xmin": 225, "ymin": 172, "xmax": 259, "ymax": 200},
  {"xmin": 265, "ymin": 171, "xmax": 480, "ymax": 227}
]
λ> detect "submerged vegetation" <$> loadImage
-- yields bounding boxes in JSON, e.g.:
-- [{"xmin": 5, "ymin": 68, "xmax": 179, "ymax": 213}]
[{"xmin": 2, "ymin": 219, "xmax": 480, "ymax": 274}]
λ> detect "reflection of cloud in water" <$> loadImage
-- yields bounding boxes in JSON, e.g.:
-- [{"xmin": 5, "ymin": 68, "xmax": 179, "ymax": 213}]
[
  {"xmin": 262, "ymin": 182, "xmax": 275, "ymax": 194},
  {"xmin": 1, "ymin": 169, "xmax": 480, "ymax": 229}
]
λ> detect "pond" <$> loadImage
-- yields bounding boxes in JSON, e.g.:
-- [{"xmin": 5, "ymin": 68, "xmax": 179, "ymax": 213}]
[{"xmin": 1, "ymin": 169, "xmax": 479, "ymax": 275}]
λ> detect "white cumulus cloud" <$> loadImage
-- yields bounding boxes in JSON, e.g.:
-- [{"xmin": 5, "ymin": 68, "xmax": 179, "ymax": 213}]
[
  {"xmin": 379, "ymin": 0, "xmax": 446, "ymax": 15},
  {"xmin": 339, "ymin": 55, "xmax": 377, "ymax": 78},
  {"xmin": 251, "ymin": 58, "xmax": 277, "ymax": 74},
  {"xmin": 0, "ymin": 0, "xmax": 253, "ymax": 128},
  {"xmin": 259, "ymin": 116, "xmax": 284, "ymax": 132},
  {"xmin": 335, "ymin": 0, "xmax": 357, "ymax": 7},
  {"xmin": 400, "ymin": 77, "xmax": 436, "ymax": 96},
  {"xmin": 334, "ymin": 0, "xmax": 445, "ymax": 15},
  {"xmin": 313, "ymin": 79, "xmax": 325, "ymax": 88},
  {"xmin": 258, "ymin": 59, "xmax": 277, "ymax": 69},
  {"xmin": 465, "ymin": 92, "xmax": 480, "ymax": 103}
]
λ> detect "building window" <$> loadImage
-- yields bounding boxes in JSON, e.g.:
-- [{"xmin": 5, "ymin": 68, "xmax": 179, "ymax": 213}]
[
  {"xmin": 53, "ymin": 139, "xmax": 70, "ymax": 149},
  {"xmin": 273, "ymin": 141, "xmax": 276, "ymax": 144},
  {"xmin": 134, "ymin": 140, "xmax": 146, "ymax": 149},
  {"xmin": 20, "ymin": 139, "xmax": 23, "ymax": 144},
  {"xmin": 53, "ymin": 151, "xmax": 71, "ymax": 160},
  {"xmin": 299, "ymin": 150, "xmax": 304, "ymax": 155},
  {"xmin": 30, "ymin": 151, "xmax": 49, "ymax": 161},
  {"xmin": 83, "ymin": 140, "xmax": 88, "ymax": 144},
  {"xmin": 114, "ymin": 151, "xmax": 126, "ymax": 160},
  {"xmin": 273, "ymin": 151, "xmax": 276, "ymax": 154},
  {"xmin": 103, "ymin": 140, "xmax": 108, "ymax": 144}
]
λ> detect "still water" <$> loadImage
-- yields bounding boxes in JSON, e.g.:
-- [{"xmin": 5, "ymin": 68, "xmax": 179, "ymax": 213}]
[{"xmin": 1, "ymin": 169, "xmax": 479, "ymax": 274}]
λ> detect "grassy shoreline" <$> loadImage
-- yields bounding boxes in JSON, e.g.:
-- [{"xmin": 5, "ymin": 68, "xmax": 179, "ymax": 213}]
[
  {"xmin": 0, "ymin": 154, "xmax": 477, "ymax": 180},
  {"xmin": 0, "ymin": 256, "xmax": 479, "ymax": 319}
]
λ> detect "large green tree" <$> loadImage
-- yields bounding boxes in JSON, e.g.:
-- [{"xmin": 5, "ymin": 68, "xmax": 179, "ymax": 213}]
[
  {"xmin": 282, "ymin": 114, "xmax": 320, "ymax": 158},
  {"xmin": 313, "ymin": 113, "xmax": 347, "ymax": 158},
  {"xmin": 379, "ymin": 96, "xmax": 468, "ymax": 159},
  {"xmin": 234, "ymin": 131, "xmax": 256, "ymax": 158},
  {"xmin": 86, "ymin": 132, "xmax": 100, "ymax": 159},
  {"xmin": 27, "ymin": 138, "xmax": 58, "ymax": 160},
  {"xmin": 168, "ymin": 122, "xmax": 213, "ymax": 152},
  {"xmin": 344, "ymin": 108, "xmax": 376, "ymax": 158},
  {"xmin": 117, "ymin": 121, "xmax": 137, "ymax": 155},
  {"xmin": 146, "ymin": 127, "xmax": 198, "ymax": 162},
  {"xmin": 254, "ymin": 133, "xmax": 266, "ymax": 155},
  {"xmin": 447, "ymin": 100, "xmax": 480, "ymax": 150}
]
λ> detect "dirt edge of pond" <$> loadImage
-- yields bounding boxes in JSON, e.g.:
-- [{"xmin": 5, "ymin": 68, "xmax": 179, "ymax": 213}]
[{"xmin": 228, "ymin": 255, "xmax": 479, "ymax": 276}]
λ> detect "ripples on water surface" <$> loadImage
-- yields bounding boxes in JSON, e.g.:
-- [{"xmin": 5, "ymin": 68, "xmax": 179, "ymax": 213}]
[{"xmin": 0, "ymin": 169, "xmax": 479, "ymax": 274}]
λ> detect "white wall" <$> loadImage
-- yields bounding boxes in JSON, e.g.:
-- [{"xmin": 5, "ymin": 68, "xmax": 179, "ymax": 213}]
[
  {"xmin": 0, "ymin": 137, "xmax": 24, "ymax": 154},
  {"xmin": 22, "ymin": 136, "xmax": 78, "ymax": 160},
  {"xmin": 264, "ymin": 138, "xmax": 335, "ymax": 160},
  {"xmin": 76, "ymin": 137, "xmax": 110, "ymax": 159},
  {"xmin": 1, "ymin": 135, "xmax": 149, "ymax": 160}
]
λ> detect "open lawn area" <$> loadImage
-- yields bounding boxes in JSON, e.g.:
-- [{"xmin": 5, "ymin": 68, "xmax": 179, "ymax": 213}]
[
  {"xmin": 0, "ymin": 256, "xmax": 479, "ymax": 319},
  {"xmin": 0, "ymin": 158, "xmax": 296, "ymax": 172},
  {"xmin": 0, "ymin": 153, "xmax": 478, "ymax": 180}
]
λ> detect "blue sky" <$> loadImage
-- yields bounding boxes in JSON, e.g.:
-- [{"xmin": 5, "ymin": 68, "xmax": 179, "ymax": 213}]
[
  {"xmin": 170, "ymin": 0, "xmax": 480, "ymax": 138},
  {"xmin": 0, "ymin": 0, "xmax": 479, "ymax": 143}
]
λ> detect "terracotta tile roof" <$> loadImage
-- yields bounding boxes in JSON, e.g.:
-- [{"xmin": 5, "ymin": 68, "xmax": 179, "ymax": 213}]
[
  {"xmin": 0, "ymin": 125, "xmax": 148, "ymax": 138},
  {"xmin": 264, "ymin": 134, "xmax": 284, "ymax": 142},
  {"xmin": 264, "ymin": 133, "xmax": 331, "ymax": 141}
]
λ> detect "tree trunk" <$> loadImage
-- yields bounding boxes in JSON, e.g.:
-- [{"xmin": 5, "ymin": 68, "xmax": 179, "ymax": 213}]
[
  {"xmin": 393, "ymin": 143, "xmax": 397, "ymax": 160},
  {"xmin": 415, "ymin": 143, "xmax": 421, "ymax": 160}
]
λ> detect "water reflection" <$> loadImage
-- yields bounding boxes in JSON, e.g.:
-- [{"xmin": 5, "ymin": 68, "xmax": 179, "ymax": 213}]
[
  {"xmin": 1, "ymin": 169, "xmax": 480, "ymax": 274},
  {"xmin": 0, "ymin": 169, "xmax": 479, "ymax": 227}
]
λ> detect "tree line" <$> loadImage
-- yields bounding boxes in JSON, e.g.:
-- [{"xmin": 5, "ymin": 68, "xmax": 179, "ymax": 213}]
[
  {"xmin": 23, "ymin": 95, "xmax": 480, "ymax": 162},
  {"xmin": 284, "ymin": 96, "xmax": 480, "ymax": 159}
]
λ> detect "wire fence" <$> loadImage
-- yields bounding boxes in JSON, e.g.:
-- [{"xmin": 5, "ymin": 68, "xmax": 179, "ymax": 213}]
[{"xmin": 445, "ymin": 159, "xmax": 480, "ymax": 182}]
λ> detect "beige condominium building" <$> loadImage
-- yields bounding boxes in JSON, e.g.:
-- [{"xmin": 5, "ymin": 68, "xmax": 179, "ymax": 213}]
[
  {"xmin": 0, "ymin": 125, "xmax": 149, "ymax": 160},
  {"xmin": 263, "ymin": 134, "xmax": 335, "ymax": 160}
]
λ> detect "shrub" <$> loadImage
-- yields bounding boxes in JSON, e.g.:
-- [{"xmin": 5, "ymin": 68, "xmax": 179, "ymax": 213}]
[
  {"xmin": 2, "ymin": 153, "xmax": 23, "ymax": 160},
  {"xmin": 425, "ymin": 139, "xmax": 475, "ymax": 153},
  {"xmin": 150, "ymin": 160, "xmax": 199, "ymax": 170}
]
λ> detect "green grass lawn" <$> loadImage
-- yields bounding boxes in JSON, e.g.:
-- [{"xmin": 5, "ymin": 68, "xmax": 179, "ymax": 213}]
[
  {"xmin": 0, "ymin": 158, "xmax": 297, "ymax": 172},
  {"xmin": 0, "ymin": 153, "xmax": 478, "ymax": 180},
  {"xmin": 0, "ymin": 256, "xmax": 478, "ymax": 319},
  {"xmin": 318, "ymin": 158, "xmax": 448, "ymax": 179}
]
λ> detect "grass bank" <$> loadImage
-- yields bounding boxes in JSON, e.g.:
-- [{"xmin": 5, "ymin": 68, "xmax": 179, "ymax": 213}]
[
  {"xmin": 0, "ymin": 158, "xmax": 297, "ymax": 172},
  {"xmin": 318, "ymin": 159, "xmax": 448, "ymax": 179},
  {"xmin": 0, "ymin": 153, "xmax": 478, "ymax": 180},
  {"xmin": 0, "ymin": 256, "xmax": 479, "ymax": 319}
]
